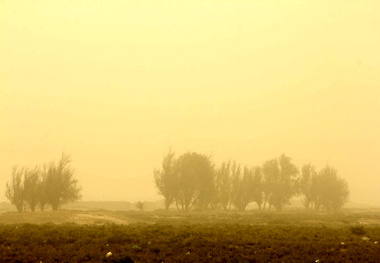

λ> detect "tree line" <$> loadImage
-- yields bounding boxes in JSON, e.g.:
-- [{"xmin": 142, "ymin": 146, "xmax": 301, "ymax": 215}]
[
  {"xmin": 154, "ymin": 150, "xmax": 349, "ymax": 212},
  {"xmin": 5, "ymin": 153, "xmax": 82, "ymax": 212}
]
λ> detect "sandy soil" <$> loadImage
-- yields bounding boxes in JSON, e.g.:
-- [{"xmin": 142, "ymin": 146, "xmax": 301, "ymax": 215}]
[{"xmin": 0, "ymin": 210, "xmax": 139, "ymax": 225}]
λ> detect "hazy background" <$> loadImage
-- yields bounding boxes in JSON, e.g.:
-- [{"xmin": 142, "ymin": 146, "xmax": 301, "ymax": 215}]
[{"xmin": 1, "ymin": 1, "xmax": 379, "ymax": 205}]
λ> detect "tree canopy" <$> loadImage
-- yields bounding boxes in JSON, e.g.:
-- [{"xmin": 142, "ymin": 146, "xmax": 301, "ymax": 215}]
[
  {"xmin": 154, "ymin": 151, "xmax": 215, "ymax": 211},
  {"xmin": 4, "ymin": 153, "xmax": 82, "ymax": 212},
  {"xmin": 154, "ymin": 151, "xmax": 349, "ymax": 212}
]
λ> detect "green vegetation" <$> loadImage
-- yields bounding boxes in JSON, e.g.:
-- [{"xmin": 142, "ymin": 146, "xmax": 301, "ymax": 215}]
[{"xmin": 350, "ymin": 225, "xmax": 366, "ymax": 235}]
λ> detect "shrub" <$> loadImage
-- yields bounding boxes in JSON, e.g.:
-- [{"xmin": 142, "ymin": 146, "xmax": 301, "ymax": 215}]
[{"xmin": 350, "ymin": 225, "xmax": 366, "ymax": 235}]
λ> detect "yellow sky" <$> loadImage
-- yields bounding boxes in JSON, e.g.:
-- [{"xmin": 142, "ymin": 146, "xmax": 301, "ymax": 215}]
[{"xmin": 1, "ymin": 0, "xmax": 380, "ymax": 204}]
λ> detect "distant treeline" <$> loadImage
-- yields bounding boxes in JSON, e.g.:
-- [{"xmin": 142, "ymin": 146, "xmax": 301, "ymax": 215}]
[
  {"xmin": 5, "ymin": 153, "xmax": 82, "ymax": 212},
  {"xmin": 154, "ymin": 150, "xmax": 349, "ymax": 212}
]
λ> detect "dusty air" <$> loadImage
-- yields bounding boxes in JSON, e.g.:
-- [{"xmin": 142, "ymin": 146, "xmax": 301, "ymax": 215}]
[{"xmin": 1, "ymin": 1, "xmax": 380, "ymax": 262}]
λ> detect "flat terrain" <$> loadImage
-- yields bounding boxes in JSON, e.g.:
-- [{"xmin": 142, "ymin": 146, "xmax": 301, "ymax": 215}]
[{"xmin": 1, "ymin": 209, "xmax": 380, "ymax": 262}]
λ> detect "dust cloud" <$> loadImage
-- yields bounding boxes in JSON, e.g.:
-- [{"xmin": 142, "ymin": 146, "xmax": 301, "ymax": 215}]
[{"xmin": 1, "ymin": 1, "xmax": 379, "ymax": 207}]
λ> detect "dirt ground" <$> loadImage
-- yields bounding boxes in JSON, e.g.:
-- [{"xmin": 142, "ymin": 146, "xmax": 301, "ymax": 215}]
[
  {"xmin": 1, "ymin": 210, "xmax": 380, "ymax": 262},
  {"xmin": 1, "ymin": 208, "xmax": 380, "ymax": 226},
  {"xmin": 0, "ymin": 210, "xmax": 140, "ymax": 225}
]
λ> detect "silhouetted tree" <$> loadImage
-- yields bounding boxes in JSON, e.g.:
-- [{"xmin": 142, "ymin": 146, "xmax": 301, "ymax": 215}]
[
  {"xmin": 213, "ymin": 161, "xmax": 232, "ymax": 210},
  {"xmin": 271, "ymin": 154, "xmax": 299, "ymax": 211},
  {"xmin": 262, "ymin": 155, "xmax": 299, "ymax": 211},
  {"xmin": 37, "ymin": 171, "xmax": 48, "ymax": 211},
  {"xmin": 44, "ymin": 153, "xmax": 82, "ymax": 210},
  {"xmin": 135, "ymin": 201, "xmax": 144, "ymax": 211},
  {"xmin": 231, "ymin": 165, "xmax": 254, "ymax": 211},
  {"xmin": 154, "ymin": 149, "xmax": 178, "ymax": 210},
  {"xmin": 153, "ymin": 151, "xmax": 350, "ymax": 213},
  {"xmin": 215, "ymin": 162, "xmax": 263, "ymax": 211},
  {"xmin": 5, "ymin": 167, "xmax": 25, "ymax": 212},
  {"xmin": 251, "ymin": 166, "xmax": 264, "ymax": 210},
  {"xmin": 312, "ymin": 165, "xmax": 349, "ymax": 211},
  {"xmin": 23, "ymin": 167, "xmax": 41, "ymax": 212},
  {"xmin": 299, "ymin": 164, "xmax": 317, "ymax": 209},
  {"xmin": 262, "ymin": 158, "xmax": 280, "ymax": 211},
  {"xmin": 174, "ymin": 152, "xmax": 215, "ymax": 211}
]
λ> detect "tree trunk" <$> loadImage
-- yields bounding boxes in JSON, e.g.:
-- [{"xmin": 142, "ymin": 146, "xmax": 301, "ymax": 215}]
[
  {"xmin": 16, "ymin": 203, "xmax": 23, "ymax": 213},
  {"xmin": 164, "ymin": 198, "xmax": 171, "ymax": 210},
  {"xmin": 51, "ymin": 202, "xmax": 59, "ymax": 211}
]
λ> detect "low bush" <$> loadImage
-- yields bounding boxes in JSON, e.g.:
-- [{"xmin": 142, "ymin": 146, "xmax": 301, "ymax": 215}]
[{"xmin": 350, "ymin": 225, "xmax": 366, "ymax": 235}]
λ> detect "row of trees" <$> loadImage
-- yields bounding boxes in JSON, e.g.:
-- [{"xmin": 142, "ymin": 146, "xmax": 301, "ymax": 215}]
[
  {"xmin": 154, "ymin": 150, "xmax": 349, "ymax": 212},
  {"xmin": 5, "ymin": 154, "xmax": 82, "ymax": 212}
]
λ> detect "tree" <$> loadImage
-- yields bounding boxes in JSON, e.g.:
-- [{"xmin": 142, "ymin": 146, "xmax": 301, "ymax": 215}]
[
  {"xmin": 312, "ymin": 165, "xmax": 349, "ymax": 211},
  {"xmin": 214, "ymin": 161, "xmax": 232, "ymax": 210},
  {"xmin": 299, "ymin": 164, "xmax": 317, "ymax": 209},
  {"xmin": 154, "ymin": 149, "xmax": 178, "ymax": 210},
  {"xmin": 270, "ymin": 154, "xmax": 299, "ymax": 211},
  {"xmin": 174, "ymin": 152, "xmax": 215, "ymax": 211},
  {"xmin": 231, "ymin": 165, "xmax": 254, "ymax": 212},
  {"xmin": 44, "ymin": 153, "xmax": 82, "ymax": 210},
  {"xmin": 23, "ymin": 167, "xmax": 41, "ymax": 212},
  {"xmin": 262, "ymin": 155, "xmax": 299, "ymax": 211},
  {"xmin": 37, "ymin": 171, "xmax": 48, "ymax": 211},
  {"xmin": 135, "ymin": 201, "xmax": 144, "ymax": 211},
  {"xmin": 262, "ymin": 158, "xmax": 280, "ymax": 211},
  {"xmin": 215, "ymin": 162, "xmax": 263, "ymax": 211},
  {"xmin": 5, "ymin": 167, "xmax": 25, "ymax": 212},
  {"xmin": 251, "ymin": 166, "xmax": 264, "ymax": 210}
]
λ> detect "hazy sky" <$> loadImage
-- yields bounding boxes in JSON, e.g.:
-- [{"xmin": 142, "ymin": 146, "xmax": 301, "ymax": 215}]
[{"xmin": 1, "ymin": 1, "xmax": 380, "ymax": 205}]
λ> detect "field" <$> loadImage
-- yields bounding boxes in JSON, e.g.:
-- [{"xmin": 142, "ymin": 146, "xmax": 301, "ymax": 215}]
[{"xmin": 1, "ymin": 209, "xmax": 380, "ymax": 262}]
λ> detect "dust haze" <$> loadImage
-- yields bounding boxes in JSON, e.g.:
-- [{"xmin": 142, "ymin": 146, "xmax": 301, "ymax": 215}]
[{"xmin": 1, "ymin": 1, "xmax": 379, "ymax": 207}]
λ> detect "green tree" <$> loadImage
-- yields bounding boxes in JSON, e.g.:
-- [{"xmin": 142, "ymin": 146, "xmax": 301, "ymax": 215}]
[
  {"xmin": 44, "ymin": 153, "xmax": 82, "ymax": 210},
  {"xmin": 5, "ymin": 167, "xmax": 25, "ymax": 212}
]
